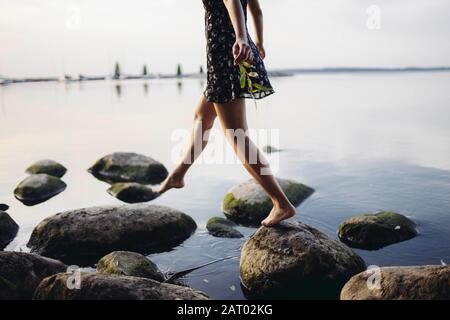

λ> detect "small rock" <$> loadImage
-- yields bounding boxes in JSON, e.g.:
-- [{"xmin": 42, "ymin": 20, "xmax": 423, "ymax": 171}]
[
  {"xmin": 27, "ymin": 204, "xmax": 197, "ymax": 265},
  {"xmin": 26, "ymin": 159, "xmax": 67, "ymax": 178},
  {"xmin": 341, "ymin": 265, "xmax": 450, "ymax": 300},
  {"xmin": 14, "ymin": 174, "xmax": 67, "ymax": 206},
  {"xmin": 240, "ymin": 221, "xmax": 366, "ymax": 299},
  {"xmin": 0, "ymin": 211, "xmax": 19, "ymax": 249},
  {"xmin": 107, "ymin": 183, "xmax": 158, "ymax": 203},
  {"xmin": 97, "ymin": 251, "xmax": 164, "ymax": 282},
  {"xmin": 206, "ymin": 217, "xmax": 243, "ymax": 238},
  {"xmin": 88, "ymin": 152, "xmax": 168, "ymax": 184},
  {"xmin": 338, "ymin": 211, "xmax": 418, "ymax": 250},
  {"xmin": 0, "ymin": 252, "xmax": 67, "ymax": 300},
  {"xmin": 33, "ymin": 272, "xmax": 209, "ymax": 300},
  {"xmin": 223, "ymin": 178, "xmax": 314, "ymax": 225},
  {"xmin": 0, "ymin": 203, "xmax": 9, "ymax": 211},
  {"xmin": 262, "ymin": 145, "xmax": 280, "ymax": 153}
]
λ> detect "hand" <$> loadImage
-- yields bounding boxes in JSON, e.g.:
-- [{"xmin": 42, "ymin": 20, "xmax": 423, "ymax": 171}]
[
  {"xmin": 256, "ymin": 42, "xmax": 266, "ymax": 59},
  {"xmin": 233, "ymin": 37, "xmax": 253, "ymax": 66}
]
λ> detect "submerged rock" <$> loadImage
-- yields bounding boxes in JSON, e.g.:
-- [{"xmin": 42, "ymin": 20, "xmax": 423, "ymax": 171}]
[
  {"xmin": 14, "ymin": 174, "xmax": 67, "ymax": 206},
  {"xmin": 206, "ymin": 217, "xmax": 243, "ymax": 238},
  {"xmin": 27, "ymin": 204, "xmax": 197, "ymax": 265},
  {"xmin": 223, "ymin": 178, "xmax": 314, "ymax": 225},
  {"xmin": 0, "ymin": 211, "xmax": 19, "ymax": 249},
  {"xmin": 338, "ymin": 211, "xmax": 418, "ymax": 250},
  {"xmin": 26, "ymin": 159, "xmax": 67, "ymax": 178},
  {"xmin": 97, "ymin": 251, "xmax": 164, "ymax": 282},
  {"xmin": 0, "ymin": 252, "xmax": 67, "ymax": 300},
  {"xmin": 33, "ymin": 272, "xmax": 209, "ymax": 300},
  {"xmin": 88, "ymin": 152, "xmax": 168, "ymax": 184},
  {"xmin": 107, "ymin": 182, "xmax": 158, "ymax": 203},
  {"xmin": 0, "ymin": 203, "xmax": 9, "ymax": 211},
  {"xmin": 240, "ymin": 221, "xmax": 366, "ymax": 299},
  {"xmin": 341, "ymin": 265, "xmax": 450, "ymax": 300}
]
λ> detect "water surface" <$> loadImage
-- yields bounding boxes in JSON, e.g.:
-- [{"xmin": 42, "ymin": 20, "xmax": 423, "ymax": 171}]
[{"xmin": 1, "ymin": 72, "xmax": 450, "ymax": 299}]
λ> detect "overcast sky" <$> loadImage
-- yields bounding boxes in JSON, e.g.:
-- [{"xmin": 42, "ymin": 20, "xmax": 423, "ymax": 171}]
[{"xmin": 1, "ymin": 0, "xmax": 450, "ymax": 77}]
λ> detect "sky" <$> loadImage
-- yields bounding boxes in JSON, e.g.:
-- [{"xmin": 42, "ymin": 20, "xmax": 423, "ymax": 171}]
[{"xmin": 1, "ymin": 0, "xmax": 450, "ymax": 78}]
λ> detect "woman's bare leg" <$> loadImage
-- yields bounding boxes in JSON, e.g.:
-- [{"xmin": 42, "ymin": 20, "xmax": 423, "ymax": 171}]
[
  {"xmin": 157, "ymin": 95, "xmax": 216, "ymax": 194},
  {"xmin": 213, "ymin": 98, "xmax": 296, "ymax": 227}
]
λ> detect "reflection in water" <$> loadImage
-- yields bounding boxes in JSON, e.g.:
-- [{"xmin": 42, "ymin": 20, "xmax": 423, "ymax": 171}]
[
  {"xmin": 115, "ymin": 83, "xmax": 122, "ymax": 98},
  {"xmin": 1, "ymin": 73, "xmax": 450, "ymax": 299},
  {"xmin": 143, "ymin": 83, "xmax": 149, "ymax": 96}
]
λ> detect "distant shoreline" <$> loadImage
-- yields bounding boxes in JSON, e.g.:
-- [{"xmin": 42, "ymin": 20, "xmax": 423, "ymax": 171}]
[{"xmin": 1, "ymin": 66, "xmax": 450, "ymax": 86}]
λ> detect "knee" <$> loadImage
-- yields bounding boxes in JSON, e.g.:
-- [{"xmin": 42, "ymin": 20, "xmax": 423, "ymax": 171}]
[{"xmin": 194, "ymin": 109, "xmax": 216, "ymax": 129}]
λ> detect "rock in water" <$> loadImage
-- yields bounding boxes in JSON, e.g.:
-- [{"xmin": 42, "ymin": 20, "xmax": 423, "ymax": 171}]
[
  {"xmin": 262, "ymin": 145, "xmax": 280, "ymax": 153},
  {"xmin": 97, "ymin": 251, "xmax": 164, "ymax": 282},
  {"xmin": 27, "ymin": 204, "xmax": 197, "ymax": 265},
  {"xmin": 240, "ymin": 221, "xmax": 366, "ymax": 299},
  {"xmin": 14, "ymin": 174, "xmax": 67, "ymax": 206},
  {"xmin": 26, "ymin": 159, "xmax": 67, "ymax": 178},
  {"xmin": 33, "ymin": 272, "xmax": 209, "ymax": 300},
  {"xmin": 88, "ymin": 152, "xmax": 168, "ymax": 184},
  {"xmin": 206, "ymin": 217, "xmax": 243, "ymax": 238},
  {"xmin": 0, "ymin": 203, "xmax": 9, "ymax": 211},
  {"xmin": 338, "ymin": 211, "xmax": 418, "ymax": 250},
  {"xmin": 341, "ymin": 265, "xmax": 450, "ymax": 300},
  {"xmin": 0, "ymin": 252, "xmax": 67, "ymax": 300},
  {"xmin": 223, "ymin": 178, "xmax": 314, "ymax": 225},
  {"xmin": 107, "ymin": 183, "xmax": 158, "ymax": 203},
  {"xmin": 0, "ymin": 211, "xmax": 19, "ymax": 249}
]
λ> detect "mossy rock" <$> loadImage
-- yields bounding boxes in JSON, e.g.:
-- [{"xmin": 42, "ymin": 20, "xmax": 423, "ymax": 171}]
[
  {"xmin": 338, "ymin": 211, "xmax": 418, "ymax": 250},
  {"xmin": 14, "ymin": 174, "xmax": 67, "ymax": 206},
  {"xmin": 0, "ymin": 252, "xmax": 67, "ymax": 300},
  {"xmin": 88, "ymin": 152, "xmax": 168, "ymax": 185},
  {"xmin": 107, "ymin": 183, "xmax": 158, "ymax": 203},
  {"xmin": 240, "ymin": 221, "xmax": 366, "ymax": 299},
  {"xmin": 341, "ymin": 265, "xmax": 450, "ymax": 300},
  {"xmin": 0, "ymin": 211, "xmax": 19, "ymax": 249},
  {"xmin": 27, "ymin": 204, "xmax": 197, "ymax": 265},
  {"xmin": 26, "ymin": 159, "xmax": 67, "ymax": 178},
  {"xmin": 33, "ymin": 272, "xmax": 209, "ymax": 300},
  {"xmin": 222, "ymin": 178, "xmax": 314, "ymax": 225},
  {"xmin": 97, "ymin": 251, "xmax": 164, "ymax": 282},
  {"xmin": 206, "ymin": 217, "xmax": 243, "ymax": 238}
]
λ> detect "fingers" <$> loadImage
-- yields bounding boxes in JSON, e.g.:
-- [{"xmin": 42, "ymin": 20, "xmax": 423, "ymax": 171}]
[{"xmin": 234, "ymin": 43, "xmax": 253, "ymax": 65}]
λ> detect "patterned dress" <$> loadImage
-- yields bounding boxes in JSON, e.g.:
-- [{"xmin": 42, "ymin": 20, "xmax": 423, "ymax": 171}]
[{"xmin": 202, "ymin": 0, "xmax": 275, "ymax": 103}]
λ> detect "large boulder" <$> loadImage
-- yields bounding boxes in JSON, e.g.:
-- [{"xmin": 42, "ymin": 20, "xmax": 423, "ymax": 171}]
[
  {"xmin": 88, "ymin": 152, "xmax": 168, "ymax": 184},
  {"xmin": 14, "ymin": 174, "xmax": 66, "ymax": 206},
  {"xmin": 26, "ymin": 159, "xmax": 67, "ymax": 178},
  {"xmin": 27, "ymin": 204, "xmax": 197, "ymax": 265},
  {"xmin": 341, "ymin": 265, "xmax": 450, "ymax": 300},
  {"xmin": 223, "ymin": 178, "xmax": 314, "ymax": 225},
  {"xmin": 107, "ymin": 183, "xmax": 158, "ymax": 203},
  {"xmin": 338, "ymin": 211, "xmax": 418, "ymax": 250},
  {"xmin": 240, "ymin": 222, "xmax": 366, "ymax": 299},
  {"xmin": 206, "ymin": 217, "xmax": 243, "ymax": 238},
  {"xmin": 97, "ymin": 251, "xmax": 164, "ymax": 282},
  {"xmin": 0, "ymin": 252, "xmax": 67, "ymax": 300},
  {"xmin": 33, "ymin": 272, "xmax": 209, "ymax": 300},
  {"xmin": 0, "ymin": 211, "xmax": 19, "ymax": 249}
]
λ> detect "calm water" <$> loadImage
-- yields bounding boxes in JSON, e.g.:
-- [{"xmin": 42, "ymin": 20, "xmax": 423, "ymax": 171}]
[{"xmin": 1, "ymin": 72, "xmax": 450, "ymax": 299}]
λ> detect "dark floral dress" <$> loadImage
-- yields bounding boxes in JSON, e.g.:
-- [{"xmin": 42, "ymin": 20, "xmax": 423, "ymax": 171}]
[{"xmin": 202, "ymin": 0, "xmax": 275, "ymax": 103}]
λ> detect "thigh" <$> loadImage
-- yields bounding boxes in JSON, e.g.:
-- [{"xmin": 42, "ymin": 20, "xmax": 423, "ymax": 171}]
[
  {"xmin": 195, "ymin": 94, "xmax": 217, "ymax": 121},
  {"xmin": 213, "ymin": 98, "xmax": 248, "ymax": 131}
]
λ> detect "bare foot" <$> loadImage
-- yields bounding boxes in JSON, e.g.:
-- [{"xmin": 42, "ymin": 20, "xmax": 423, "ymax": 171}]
[
  {"xmin": 156, "ymin": 173, "xmax": 185, "ymax": 194},
  {"xmin": 261, "ymin": 203, "xmax": 296, "ymax": 227}
]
